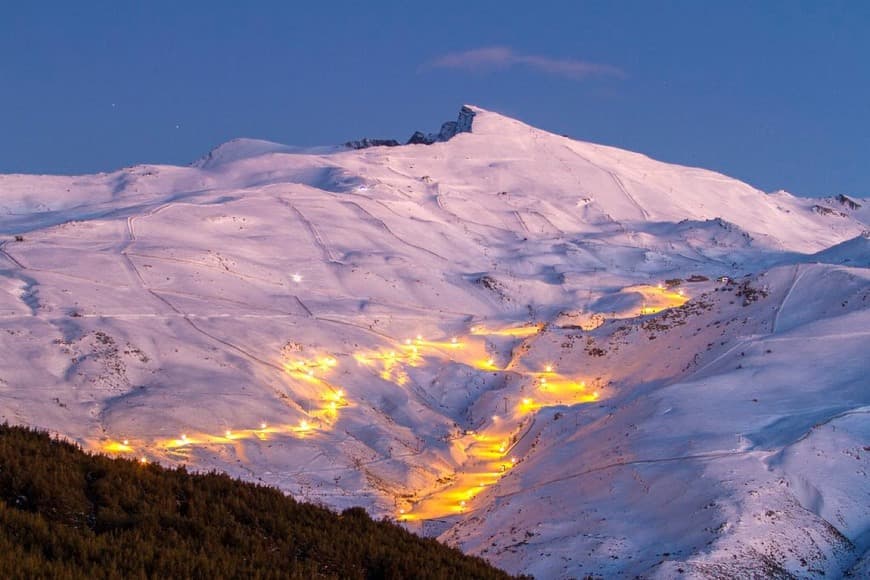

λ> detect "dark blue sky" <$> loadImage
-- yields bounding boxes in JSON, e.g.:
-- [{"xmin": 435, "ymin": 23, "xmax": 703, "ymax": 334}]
[{"xmin": 2, "ymin": 1, "xmax": 867, "ymax": 196}]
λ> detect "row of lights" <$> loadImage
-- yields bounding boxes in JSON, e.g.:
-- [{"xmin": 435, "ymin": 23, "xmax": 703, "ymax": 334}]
[
  {"xmin": 401, "ymin": 358, "xmax": 603, "ymax": 519},
  {"xmin": 124, "ymin": 417, "xmax": 319, "ymax": 465}
]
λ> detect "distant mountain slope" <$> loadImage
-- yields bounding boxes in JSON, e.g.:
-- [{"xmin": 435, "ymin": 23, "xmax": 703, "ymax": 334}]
[
  {"xmin": 192, "ymin": 137, "xmax": 338, "ymax": 168},
  {"xmin": 0, "ymin": 105, "xmax": 867, "ymax": 578},
  {"xmin": 807, "ymin": 231, "xmax": 870, "ymax": 267}
]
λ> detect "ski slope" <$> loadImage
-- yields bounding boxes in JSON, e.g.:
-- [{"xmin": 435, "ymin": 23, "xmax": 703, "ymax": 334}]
[{"xmin": 1, "ymin": 106, "xmax": 867, "ymax": 578}]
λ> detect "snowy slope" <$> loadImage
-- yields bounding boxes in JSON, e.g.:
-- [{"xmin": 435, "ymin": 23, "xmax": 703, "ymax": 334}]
[{"xmin": 0, "ymin": 106, "xmax": 867, "ymax": 578}]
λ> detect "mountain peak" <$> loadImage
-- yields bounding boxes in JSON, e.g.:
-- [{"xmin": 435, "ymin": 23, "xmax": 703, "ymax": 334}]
[
  {"xmin": 347, "ymin": 105, "xmax": 477, "ymax": 150},
  {"xmin": 407, "ymin": 105, "xmax": 477, "ymax": 144}
]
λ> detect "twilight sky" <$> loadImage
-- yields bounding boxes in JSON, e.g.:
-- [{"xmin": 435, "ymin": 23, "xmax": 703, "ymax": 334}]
[{"xmin": 1, "ymin": 1, "xmax": 867, "ymax": 197}]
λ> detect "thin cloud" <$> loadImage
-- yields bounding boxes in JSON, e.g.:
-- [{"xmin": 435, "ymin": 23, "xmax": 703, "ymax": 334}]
[{"xmin": 426, "ymin": 46, "xmax": 624, "ymax": 80}]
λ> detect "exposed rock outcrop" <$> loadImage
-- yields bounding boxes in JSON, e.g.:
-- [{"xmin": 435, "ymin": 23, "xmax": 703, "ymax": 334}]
[
  {"xmin": 344, "ymin": 138, "xmax": 401, "ymax": 150},
  {"xmin": 836, "ymin": 194, "xmax": 862, "ymax": 210},
  {"xmin": 345, "ymin": 105, "xmax": 476, "ymax": 150}
]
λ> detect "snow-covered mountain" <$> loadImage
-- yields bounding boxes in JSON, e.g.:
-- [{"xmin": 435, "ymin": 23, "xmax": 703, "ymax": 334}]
[{"xmin": 1, "ymin": 106, "xmax": 867, "ymax": 578}]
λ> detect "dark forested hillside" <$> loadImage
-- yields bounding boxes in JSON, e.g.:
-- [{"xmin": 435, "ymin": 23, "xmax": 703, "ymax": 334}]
[{"xmin": 0, "ymin": 424, "xmax": 514, "ymax": 579}]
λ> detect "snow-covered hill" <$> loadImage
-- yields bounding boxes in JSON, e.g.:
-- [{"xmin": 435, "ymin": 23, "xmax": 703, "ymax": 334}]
[{"xmin": 1, "ymin": 106, "xmax": 867, "ymax": 578}]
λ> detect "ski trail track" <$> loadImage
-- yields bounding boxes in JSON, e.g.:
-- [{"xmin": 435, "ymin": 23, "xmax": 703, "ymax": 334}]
[
  {"xmin": 340, "ymin": 199, "xmax": 449, "ymax": 261},
  {"xmin": 281, "ymin": 200, "xmax": 342, "ymax": 263},
  {"xmin": 771, "ymin": 264, "xmax": 807, "ymax": 334}
]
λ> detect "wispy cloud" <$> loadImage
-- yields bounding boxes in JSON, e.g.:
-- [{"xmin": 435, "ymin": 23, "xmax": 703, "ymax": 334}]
[{"xmin": 425, "ymin": 46, "xmax": 624, "ymax": 80}]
